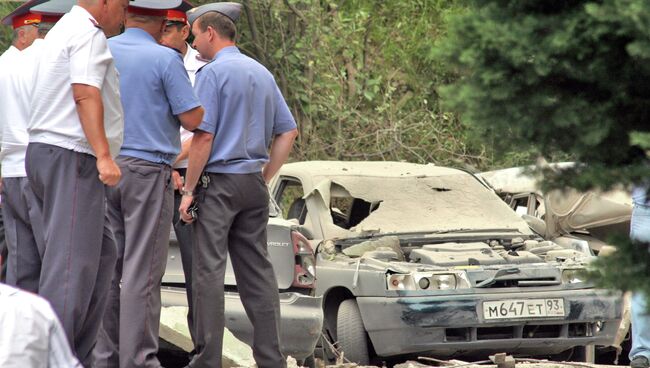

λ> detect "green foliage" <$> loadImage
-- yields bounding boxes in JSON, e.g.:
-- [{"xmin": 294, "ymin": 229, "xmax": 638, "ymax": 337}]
[
  {"xmin": 226, "ymin": 0, "xmax": 487, "ymax": 167},
  {"xmin": 0, "ymin": 3, "xmax": 19, "ymax": 51},
  {"xmin": 436, "ymin": 0, "xmax": 650, "ymax": 190},
  {"xmin": 437, "ymin": 0, "xmax": 650, "ymax": 296}
]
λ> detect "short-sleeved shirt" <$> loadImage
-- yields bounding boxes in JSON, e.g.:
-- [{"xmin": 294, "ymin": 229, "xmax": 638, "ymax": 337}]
[
  {"xmin": 195, "ymin": 46, "xmax": 297, "ymax": 174},
  {"xmin": 174, "ymin": 44, "xmax": 207, "ymax": 169},
  {"xmin": 633, "ymin": 185, "xmax": 649, "ymax": 206},
  {"xmin": 28, "ymin": 5, "xmax": 123, "ymax": 158},
  {"xmin": 0, "ymin": 283, "xmax": 81, "ymax": 367},
  {"xmin": 109, "ymin": 28, "xmax": 201, "ymax": 165},
  {"xmin": 0, "ymin": 45, "xmax": 29, "ymax": 177}
]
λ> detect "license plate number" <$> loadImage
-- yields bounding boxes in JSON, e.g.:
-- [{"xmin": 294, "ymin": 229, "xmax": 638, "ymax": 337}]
[{"xmin": 483, "ymin": 298, "xmax": 565, "ymax": 320}]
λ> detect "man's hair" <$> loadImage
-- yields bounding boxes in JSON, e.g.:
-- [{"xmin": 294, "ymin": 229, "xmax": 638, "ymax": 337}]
[
  {"xmin": 127, "ymin": 13, "xmax": 164, "ymax": 24},
  {"xmin": 11, "ymin": 24, "xmax": 34, "ymax": 43},
  {"xmin": 11, "ymin": 28, "xmax": 20, "ymax": 43},
  {"xmin": 197, "ymin": 12, "xmax": 236, "ymax": 41}
]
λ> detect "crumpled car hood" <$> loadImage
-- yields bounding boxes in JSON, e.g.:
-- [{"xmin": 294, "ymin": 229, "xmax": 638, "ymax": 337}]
[
  {"xmin": 479, "ymin": 164, "xmax": 632, "ymax": 238},
  {"xmin": 544, "ymin": 188, "xmax": 632, "ymax": 239},
  {"xmin": 306, "ymin": 175, "xmax": 533, "ymax": 238}
]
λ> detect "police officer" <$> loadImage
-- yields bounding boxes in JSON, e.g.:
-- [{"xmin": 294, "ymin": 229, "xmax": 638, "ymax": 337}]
[
  {"xmin": 160, "ymin": 1, "xmax": 207, "ymax": 348},
  {"xmin": 0, "ymin": 4, "xmax": 42, "ymax": 289},
  {"xmin": 180, "ymin": 3, "xmax": 298, "ymax": 367},
  {"xmin": 26, "ymin": 0, "xmax": 127, "ymax": 365},
  {"xmin": 93, "ymin": 1, "xmax": 204, "ymax": 367},
  {"xmin": 0, "ymin": 2, "xmax": 65, "ymax": 294}
]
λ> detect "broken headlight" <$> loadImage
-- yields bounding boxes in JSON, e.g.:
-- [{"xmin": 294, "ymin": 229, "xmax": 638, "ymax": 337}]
[
  {"xmin": 387, "ymin": 272, "xmax": 469, "ymax": 291},
  {"xmin": 386, "ymin": 274, "xmax": 416, "ymax": 290},
  {"xmin": 561, "ymin": 269, "xmax": 586, "ymax": 284}
]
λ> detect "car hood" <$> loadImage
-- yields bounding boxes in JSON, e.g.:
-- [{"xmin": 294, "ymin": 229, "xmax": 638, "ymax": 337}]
[
  {"xmin": 479, "ymin": 164, "xmax": 632, "ymax": 239},
  {"xmin": 543, "ymin": 188, "xmax": 632, "ymax": 239}
]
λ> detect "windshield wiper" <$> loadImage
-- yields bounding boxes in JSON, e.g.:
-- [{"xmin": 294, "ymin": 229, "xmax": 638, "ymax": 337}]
[{"xmin": 426, "ymin": 228, "xmax": 521, "ymax": 235}]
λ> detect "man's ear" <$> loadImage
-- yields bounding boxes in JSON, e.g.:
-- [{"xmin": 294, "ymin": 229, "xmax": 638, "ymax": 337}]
[{"xmin": 182, "ymin": 24, "xmax": 190, "ymax": 41}]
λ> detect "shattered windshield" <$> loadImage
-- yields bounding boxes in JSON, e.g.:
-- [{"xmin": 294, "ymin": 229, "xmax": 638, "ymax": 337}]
[{"xmin": 309, "ymin": 173, "xmax": 533, "ymax": 236}]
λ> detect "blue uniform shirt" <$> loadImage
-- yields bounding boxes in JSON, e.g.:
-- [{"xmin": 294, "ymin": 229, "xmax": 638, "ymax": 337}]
[
  {"xmin": 109, "ymin": 28, "xmax": 201, "ymax": 165},
  {"xmin": 195, "ymin": 46, "xmax": 297, "ymax": 174},
  {"xmin": 633, "ymin": 185, "xmax": 650, "ymax": 206}
]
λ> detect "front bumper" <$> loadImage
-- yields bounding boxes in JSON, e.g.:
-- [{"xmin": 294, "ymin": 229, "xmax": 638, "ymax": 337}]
[
  {"xmin": 356, "ymin": 288, "xmax": 621, "ymax": 358},
  {"xmin": 161, "ymin": 287, "xmax": 323, "ymax": 360}
]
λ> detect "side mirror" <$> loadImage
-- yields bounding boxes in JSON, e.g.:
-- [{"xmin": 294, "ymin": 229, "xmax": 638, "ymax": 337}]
[{"xmin": 522, "ymin": 214, "xmax": 546, "ymax": 236}]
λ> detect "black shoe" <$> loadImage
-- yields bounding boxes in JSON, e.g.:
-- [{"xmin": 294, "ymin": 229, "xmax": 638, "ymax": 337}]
[{"xmin": 631, "ymin": 356, "xmax": 650, "ymax": 368}]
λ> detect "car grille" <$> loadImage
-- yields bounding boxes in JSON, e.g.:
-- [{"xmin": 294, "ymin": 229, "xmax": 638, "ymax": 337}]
[
  {"xmin": 472, "ymin": 277, "xmax": 560, "ymax": 288},
  {"xmin": 444, "ymin": 323, "xmax": 599, "ymax": 342}
]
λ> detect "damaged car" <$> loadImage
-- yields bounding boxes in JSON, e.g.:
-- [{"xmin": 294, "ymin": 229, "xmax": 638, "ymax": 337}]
[
  {"xmin": 269, "ymin": 161, "xmax": 622, "ymax": 365},
  {"xmin": 478, "ymin": 164, "xmax": 634, "ymax": 363}
]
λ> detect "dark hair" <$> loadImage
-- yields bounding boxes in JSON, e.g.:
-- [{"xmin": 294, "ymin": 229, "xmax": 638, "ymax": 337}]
[{"xmin": 197, "ymin": 12, "xmax": 236, "ymax": 41}]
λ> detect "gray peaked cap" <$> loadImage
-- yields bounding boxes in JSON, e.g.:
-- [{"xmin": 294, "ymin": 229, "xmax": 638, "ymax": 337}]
[
  {"xmin": 128, "ymin": 0, "xmax": 182, "ymax": 10},
  {"xmin": 187, "ymin": 2, "xmax": 242, "ymax": 26},
  {"xmin": 30, "ymin": 0, "xmax": 75, "ymax": 15}
]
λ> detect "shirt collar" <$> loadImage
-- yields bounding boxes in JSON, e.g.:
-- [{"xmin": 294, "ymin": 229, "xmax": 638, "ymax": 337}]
[
  {"xmin": 123, "ymin": 27, "xmax": 157, "ymax": 43},
  {"xmin": 213, "ymin": 45, "xmax": 240, "ymax": 61}
]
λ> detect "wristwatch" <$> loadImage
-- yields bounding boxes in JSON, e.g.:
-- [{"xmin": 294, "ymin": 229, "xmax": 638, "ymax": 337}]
[{"xmin": 180, "ymin": 188, "xmax": 194, "ymax": 196}]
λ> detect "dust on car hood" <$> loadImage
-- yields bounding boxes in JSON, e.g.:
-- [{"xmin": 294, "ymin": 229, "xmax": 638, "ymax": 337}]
[
  {"xmin": 480, "ymin": 164, "xmax": 632, "ymax": 238},
  {"xmin": 306, "ymin": 173, "xmax": 533, "ymax": 238}
]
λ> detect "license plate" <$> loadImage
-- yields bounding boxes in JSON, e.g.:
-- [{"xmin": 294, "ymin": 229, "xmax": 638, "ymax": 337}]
[{"xmin": 482, "ymin": 298, "xmax": 565, "ymax": 320}]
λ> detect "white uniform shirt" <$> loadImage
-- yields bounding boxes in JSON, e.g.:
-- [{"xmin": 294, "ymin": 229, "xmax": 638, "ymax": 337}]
[
  {"xmin": 0, "ymin": 283, "xmax": 81, "ymax": 367},
  {"xmin": 0, "ymin": 45, "xmax": 29, "ymax": 177},
  {"xmin": 28, "ymin": 5, "xmax": 123, "ymax": 158},
  {"xmin": 174, "ymin": 44, "xmax": 207, "ymax": 169}
]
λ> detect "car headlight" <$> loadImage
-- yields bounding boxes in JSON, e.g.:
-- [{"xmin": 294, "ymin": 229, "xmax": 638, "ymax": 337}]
[
  {"xmin": 387, "ymin": 273, "xmax": 469, "ymax": 290},
  {"xmin": 562, "ymin": 269, "xmax": 586, "ymax": 284},
  {"xmin": 387, "ymin": 274, "xmax": 416, "ymax": 290}
]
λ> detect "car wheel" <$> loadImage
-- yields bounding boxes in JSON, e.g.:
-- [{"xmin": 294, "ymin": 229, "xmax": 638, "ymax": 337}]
[{"xmin": 336, "ymin": 299, "xmax": 370, "ymax": 365}]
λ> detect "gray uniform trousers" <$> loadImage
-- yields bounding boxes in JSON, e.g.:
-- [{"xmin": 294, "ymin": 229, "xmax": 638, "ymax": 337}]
[
  {"xmin": 26, "ymin": 142, "xmax": 118, "ymax": 368},
  {"xmin": 188, "ymin": 172, "xmax": 286, "ymax": 368},
  {"xmin": 0, "ymin": 210, "xmax": 7, "ymax": 282},
  {"xmin": 172, "ymin": 168, "xmax": 197, "ymax": 346},
  {"xmin": 94, "ymin": 156, "xmax": 173, "ymax": 368},
  {"xmin": 2, "ymin": 176, "xmax": 45, "ymax": 293}
]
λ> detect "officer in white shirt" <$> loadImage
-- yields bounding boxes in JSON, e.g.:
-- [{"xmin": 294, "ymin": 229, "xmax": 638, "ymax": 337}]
[
  {"xmin": 160, "ymin": 2, "xmax": 207, "ymax": 348},
  {"xmin": 26, "ymin": 0, "xmax": 128, "ymax": 365},
  {"xmin": 0, "ymin": 2, "xmax": 63, "ymax": 295},
  {"xmin": 0, "ymin": 4, "xmax": 42, "ymax": 286},
  {"xmin": 0, "ymin": 283, "xmax": 81, "ymax": 368}
]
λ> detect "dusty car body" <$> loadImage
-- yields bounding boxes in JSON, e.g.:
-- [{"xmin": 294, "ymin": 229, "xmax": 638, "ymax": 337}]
[
  {"xmin": 478, "ymin": 164, "xmax": 634, "ymax": 361},
  {"xmin": 269, "ymin": 161, "xmax": 622, "ymax": 364},
  {"xmin": 161, "ymin": 199, "xmax": 323, "ymax": 361},
  {"xmin": 477, "ymin": 164, "xmax": 633, "ymax": 254}
]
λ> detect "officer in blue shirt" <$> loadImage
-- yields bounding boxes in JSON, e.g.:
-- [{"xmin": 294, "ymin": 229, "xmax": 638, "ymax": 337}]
[
  {"xmin": 179, "ymin": 3, "xmax": 298, "ymax": 368},
  {"xmin": 94, "ymin": 1, "xmax": 204, "ymax": 367}
]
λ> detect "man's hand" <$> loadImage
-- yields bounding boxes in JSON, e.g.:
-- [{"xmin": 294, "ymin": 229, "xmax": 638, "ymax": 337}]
[
  {"xmin": 172, "ymin": 170, "xmax": 184, "ymax": 190},
  {"xmin": 179, "ymin": 194, "xmax": 195, "ymax": 224},
  {"xmin": 97, "ymin": 156, "xmax": 121, "ymax": 186}
]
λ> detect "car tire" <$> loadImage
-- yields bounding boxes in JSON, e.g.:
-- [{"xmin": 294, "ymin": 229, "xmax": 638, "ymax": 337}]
[{"xmin": 337, "ymin": 299, "xmax": 370, "ymax": 365}]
